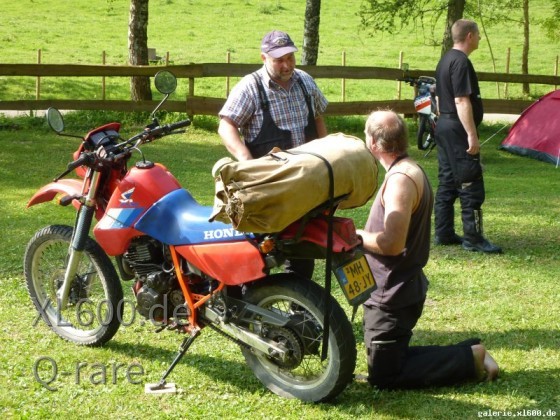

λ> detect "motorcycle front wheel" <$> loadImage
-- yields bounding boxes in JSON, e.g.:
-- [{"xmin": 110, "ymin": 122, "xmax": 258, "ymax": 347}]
[
  {"xmin": 24, "ymin": 225, "xmax": 123, "ymax": 346},
  {"xmin": 417, "ymin": 114, "xmax": 435, "ymax": 150},
  {"xmin": 241, "ymin": 274, "xmax": 356, "ymax": 402}
]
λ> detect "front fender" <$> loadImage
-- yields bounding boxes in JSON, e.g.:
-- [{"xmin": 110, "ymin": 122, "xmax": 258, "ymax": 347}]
[{"xmin": 27, "ymin": 179, "xmax": 83, "ymax": 210}]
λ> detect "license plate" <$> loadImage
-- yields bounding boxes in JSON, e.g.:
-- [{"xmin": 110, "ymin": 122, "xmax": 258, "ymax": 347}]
[{"xmin": 334, "ymin": 255, "xmax": 376, "ymax": 306}]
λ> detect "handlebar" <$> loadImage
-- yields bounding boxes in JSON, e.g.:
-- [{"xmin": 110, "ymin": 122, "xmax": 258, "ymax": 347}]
[
  {"xmin": 167, "ymin": 119, "xmax": 192, "ymax": 131},
  {"xmin": 68, "ymin": 153, "xmax": 92, "ymax": 171},
  {"xmin": 54, "ymin": 118, "xmax": 191, "ymax": 181},
  {"xmin": 128, "ymin": 118, "xmax": 192, "ymax": 144},
  {"xmin": 398, "ymin": 76, "xmax": 436, "ymax": 87},
  {"xmin": 147, "ymin": 119, "xmax": 191, "ymax": 139},
  {"xmin": 53, "ymin": 153, "xmax": 94, "ymax": 181}
]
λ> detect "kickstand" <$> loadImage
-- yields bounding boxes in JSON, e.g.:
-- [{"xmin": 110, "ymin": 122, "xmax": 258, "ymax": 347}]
[
  {"xmin": 424, "ymin": 143, "xmax": 436, "ymax": 158},
  {"xmin": 147, "ymin": 328, "xmax": 201, "ymax": 392}
]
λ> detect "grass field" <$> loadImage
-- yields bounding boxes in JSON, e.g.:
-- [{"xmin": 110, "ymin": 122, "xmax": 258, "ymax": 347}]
[
  {"xmin": 1, "ymin": 0, "xmax": 559, "ymax": 103},
  {"xmin": 1, "ymin": 1, "xmax": 560, "ymax": 418},
  {"xmin": 1, "ymin": 110, "xmax": 559, "ymax": 418}
]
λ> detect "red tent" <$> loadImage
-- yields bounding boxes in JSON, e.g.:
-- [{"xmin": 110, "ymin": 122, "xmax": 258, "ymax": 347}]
[{"xmin": 500, "ymin": 89, "xmax": 560, "ymax": 166}]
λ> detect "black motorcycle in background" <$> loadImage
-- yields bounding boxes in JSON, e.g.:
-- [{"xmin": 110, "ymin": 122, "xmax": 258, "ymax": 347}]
[{"xmin": 400, "ymin": 74, "xmax": 438, "ymax": 154}]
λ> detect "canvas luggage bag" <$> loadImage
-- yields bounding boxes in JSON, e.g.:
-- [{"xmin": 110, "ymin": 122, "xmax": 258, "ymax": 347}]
[{"xmin": 210, "ymin": 133, "xmax": 378, "ymax": 233}]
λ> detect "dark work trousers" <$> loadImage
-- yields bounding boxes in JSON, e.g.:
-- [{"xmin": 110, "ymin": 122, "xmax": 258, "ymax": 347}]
[
  {"xmin": 434, "ymin": 116, "xmax": 486, "ymax": 243},
  {"xmin": 363, "ymin": 301, "xmax": 476, "ymax": 389},
  {"xmin": 284, "ymin": 258, "xmax": 315, "ymax": 279}
]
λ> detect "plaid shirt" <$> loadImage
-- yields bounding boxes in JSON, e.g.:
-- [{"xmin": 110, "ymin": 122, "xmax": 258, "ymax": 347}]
[{"xmin": 219, "ymin": 66, "xmax": 328, "ymax": 148}]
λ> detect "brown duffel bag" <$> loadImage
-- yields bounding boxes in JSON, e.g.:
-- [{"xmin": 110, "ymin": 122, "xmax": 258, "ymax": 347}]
[{"xmin": 210, "ymin": 133, "xmax": 378, "ymax": 233}]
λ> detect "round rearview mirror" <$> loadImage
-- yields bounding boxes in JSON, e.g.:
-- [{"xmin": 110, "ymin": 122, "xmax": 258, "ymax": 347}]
[
  {"xmin": 46, "ymin": 107, "xmax": 65, "ymax": 133},
  {"xmin": 154, "ymin": 70, "xmax": 177, "ymax": 95}
]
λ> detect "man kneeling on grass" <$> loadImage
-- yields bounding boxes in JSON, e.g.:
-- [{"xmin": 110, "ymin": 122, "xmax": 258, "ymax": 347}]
[{"xmin": 356, "ymin": 110, "xmax": 499, "ymax": 389}]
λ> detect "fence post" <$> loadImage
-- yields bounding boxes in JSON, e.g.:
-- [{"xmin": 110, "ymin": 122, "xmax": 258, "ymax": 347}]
[
  {"xmin": 341, "ymin": 51, "xmax": 346, "ymax": 102},
  {"xmin": 187, "ymin": 62, "xmax": 195, "ymax": 118},
  {"xmin": 226, "ymin": 51, "xmax": 231, "ymax": 97},
  {"xmin": 102, "ymin": 51, "xmax": 106, "ymax": 100},
  {"xmin": 504, "ymin": 48, "xmax": 511, "ymax": 99},
  {"xmin": 397, "ymin": 51, "xmax": 403, "ymax": 99},
  {"xmin": 36, "ymin": 49, "xmax": 41, "ymax": 102},
  {"xmin": 555, "ymin": 55, "xmax": 558, "ymax": 91},
  {"xmin": 165, "ymin": 51, "xmax": 170, "ymax": 66}
]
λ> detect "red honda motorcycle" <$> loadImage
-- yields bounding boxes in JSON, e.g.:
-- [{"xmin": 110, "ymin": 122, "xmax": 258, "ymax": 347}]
[{"xmin": 24, "ymin": 71, "xmax": 375, "ymax": 402}]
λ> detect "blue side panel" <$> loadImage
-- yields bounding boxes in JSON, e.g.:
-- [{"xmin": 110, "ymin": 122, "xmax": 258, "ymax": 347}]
[
  {"xmin": 134, "ymin": 189, "xmax": 252, "ymax": 245},
  {"xmin": 99, "ymin": 207, "xmax": 144, "ymax": 229}
]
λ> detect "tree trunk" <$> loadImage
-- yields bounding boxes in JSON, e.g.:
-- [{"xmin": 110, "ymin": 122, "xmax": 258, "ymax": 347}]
[
  {"xmin": 522, "ymin": 0, "xmax": 530, "ymax": 95},
  {"xmin": 301, "ymin": 0, "xmax": 321, "ymax": 65},
  {"xmin": 440, "ymin": 0, "xmax": 466, "ymax": 57},
  {"xmin": 128, "ymin": 0, "xmax": 152, "ymax": 101}
]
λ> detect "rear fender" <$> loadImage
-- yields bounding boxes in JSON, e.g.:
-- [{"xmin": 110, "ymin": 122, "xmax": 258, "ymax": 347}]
[{"xmin": 279, "ymin": 217, "xmax": 361, "ymax": 253}]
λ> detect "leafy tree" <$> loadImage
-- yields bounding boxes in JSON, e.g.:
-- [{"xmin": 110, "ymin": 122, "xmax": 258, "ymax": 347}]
[
  {"xmin": 301, "ymin": 0, "xmax": 321, "ymax": 65},
  {"xmin": 128, "ymin": 0, "xmax": 152, "ymax": 101},
  {"xmin": 359, "ymin": 0, "xmax": 521, "ymax": 56},
  {"xmin": 441, "ymin": 0, "xmax": 466, "ymax": 56},
  {"xmin": 358, "ymin": 0, "xmax": 545, "ymax": 96},
  {"xmin": 541, "ymin": 0, "xmax": 560, "ymax": 40},
  {"xmin": 358, "ymin": 0, "xmax": 449, "ymax": 44}
]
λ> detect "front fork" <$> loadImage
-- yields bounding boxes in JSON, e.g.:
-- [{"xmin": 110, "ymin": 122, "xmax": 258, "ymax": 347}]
[{"xmin": 56, "ymin": 171, "xmax": 100, "ymax": 308}]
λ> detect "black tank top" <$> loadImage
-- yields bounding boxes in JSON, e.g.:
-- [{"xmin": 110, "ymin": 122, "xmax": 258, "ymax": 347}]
[{"xmin": 364, "ymin": 161, "xmax": 433, "ymax": 309}]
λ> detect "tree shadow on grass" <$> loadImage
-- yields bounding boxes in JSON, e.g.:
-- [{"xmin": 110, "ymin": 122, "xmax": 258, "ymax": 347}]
[
  {"xmin": 104, "ymin": 328, "xmax": 559, "ymax": 417},
  {"xmin": 336, "ymin": 327, "xmax": 560, "ymax": 417},
  {"xmin": 105, "ymin": 338, "xmax": 264, "ymax": 394},
  {"xmin": 411, "ymin": 328, "xmax": 560, "ymax": 352},
  {"xmin": 331, "ymin": 367, "xmax": 560, "ymax": 418}
]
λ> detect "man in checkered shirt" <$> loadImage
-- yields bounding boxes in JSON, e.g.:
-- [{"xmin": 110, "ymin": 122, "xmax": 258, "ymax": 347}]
[{"xmin": 218, "ymin": 30, "xmax": 328, "ymax": 161}]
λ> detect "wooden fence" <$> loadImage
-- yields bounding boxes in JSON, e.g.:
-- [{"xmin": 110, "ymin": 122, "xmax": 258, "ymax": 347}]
[{"xmin": 1, "ymin": 62, "xmax": 559, "ymax": 116}]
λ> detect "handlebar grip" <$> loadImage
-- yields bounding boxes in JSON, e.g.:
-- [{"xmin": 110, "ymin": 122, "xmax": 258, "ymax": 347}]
[
  {"xmin": 54, "ymin": 153, "xmax": 92, "ymax": 181},
  {"xmin": 168, "ymin": 119, "xmax": 191, "ymax": 131},
  {"xmin": 67, "ymin": 154, "xmax": 91, "ymax": 171}
]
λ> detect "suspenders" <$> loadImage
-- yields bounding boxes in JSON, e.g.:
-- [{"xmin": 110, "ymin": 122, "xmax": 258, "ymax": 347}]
[
  {"xmin": 251, "ymin": 72, "xmax": 317, "ymax": 143},
  {"xmin": 252, "ymin": 72, "xmax": 315, "ymax": 117}
]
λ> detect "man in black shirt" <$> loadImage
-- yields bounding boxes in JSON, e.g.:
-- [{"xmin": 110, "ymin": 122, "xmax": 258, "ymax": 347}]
[{"xmin": 434, "ymin": 19, "xmax": 502, "ymax": 253}]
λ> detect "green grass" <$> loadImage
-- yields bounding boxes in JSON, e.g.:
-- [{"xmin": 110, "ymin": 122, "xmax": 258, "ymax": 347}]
[
  {"xmin": 1, "ymin": 0, "xmax": 559, "ymax": 104},
  {"xmin": 1, "ymin": 111, "xmax": 559, "ymax": 418}
]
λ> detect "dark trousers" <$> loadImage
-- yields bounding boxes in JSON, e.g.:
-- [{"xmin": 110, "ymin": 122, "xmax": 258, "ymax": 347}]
[
  {"xmin": 434, "ymin": 117, "xmax": 485, "ymax": 243},
  {"xmin": 363, "ymin": 301, "xmax": 476, "ymax": 389},
  {"xmin": 285, "ymin": 258, "xmax": 315, "ymax": 279}
]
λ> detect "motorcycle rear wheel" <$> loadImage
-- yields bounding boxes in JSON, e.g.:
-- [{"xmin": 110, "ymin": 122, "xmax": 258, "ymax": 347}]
[
  {"xmin": 240, "ymin": 274, "xmax": 356, "ymax": 402},
  {"xmin": 24, "ymin": 225, "xmax": 123, "ymax": 346},
  {"xmin": 417, "ymin": 114, "xmax": 435, "ymax": 150}
]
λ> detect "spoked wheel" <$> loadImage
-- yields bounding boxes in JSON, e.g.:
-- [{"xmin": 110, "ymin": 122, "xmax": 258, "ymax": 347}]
[
  {"xmin": 417, "ymin": 114, "xmax": 435, "ymax": 151},
  {"xmin": 24, "ymin": 225, "xmax": 123, "ymax": 346},
  {"xmin": 241, "ymin": 274, "xmax": 356, "ymax": 402}
]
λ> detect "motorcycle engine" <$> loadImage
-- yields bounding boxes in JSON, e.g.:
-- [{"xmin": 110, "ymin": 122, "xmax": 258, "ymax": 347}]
[{"xmin": 123, "ymin": 237, "xmax": 186, "ymax": 322}]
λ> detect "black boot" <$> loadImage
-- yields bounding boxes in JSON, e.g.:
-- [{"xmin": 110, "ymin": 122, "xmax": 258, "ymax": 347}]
[
  {"xmin": 462, "ymin": 209, "xmax": 502, "ymax": 254},
  {"xmin": 463, "ymin": 238, "xmax": 502, "ymax": 253}
]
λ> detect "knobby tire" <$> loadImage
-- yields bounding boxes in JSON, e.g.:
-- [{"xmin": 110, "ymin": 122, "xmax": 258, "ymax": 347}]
[
  {"xmin": 24, "ymin": 225, "xmax": 123, "ymax": 346},
  {"xmin": 240, "ymin": 274, "xmax": 356, "ymax": 402}
]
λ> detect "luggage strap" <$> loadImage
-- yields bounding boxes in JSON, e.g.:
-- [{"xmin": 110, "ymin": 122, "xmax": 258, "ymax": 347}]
[{"xmin": 285, "ymin": 150, "xmax": 334, "ymax": 361}]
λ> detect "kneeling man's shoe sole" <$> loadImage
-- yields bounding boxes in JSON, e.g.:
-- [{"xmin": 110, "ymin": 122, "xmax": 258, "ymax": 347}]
[{"xmin": 462, "ymin": 239, "xmax": 503, "ymax": 254}]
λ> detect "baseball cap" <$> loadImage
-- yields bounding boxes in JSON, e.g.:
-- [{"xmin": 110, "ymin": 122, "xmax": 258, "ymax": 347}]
[{"xmin": 261, "ymin": 30, "xmax": 298, "ymax": 58}]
